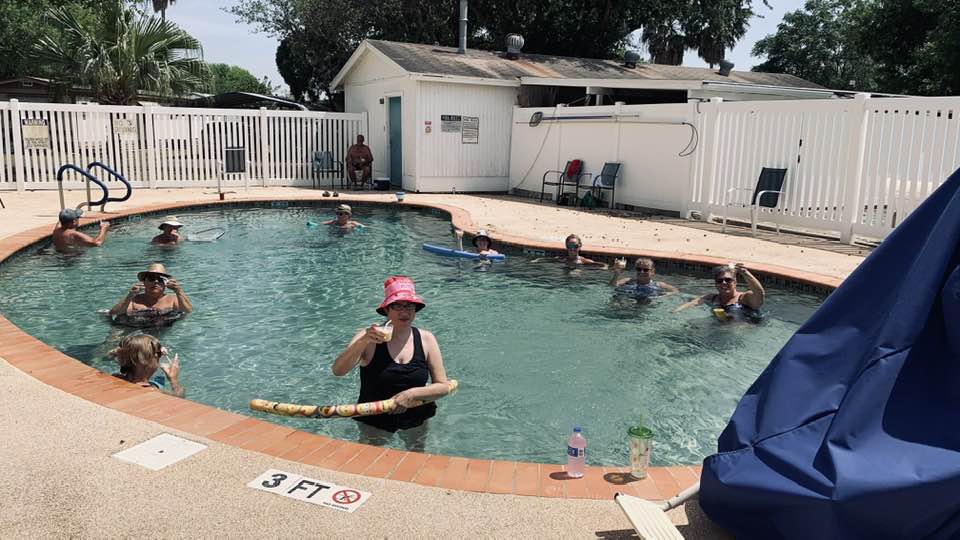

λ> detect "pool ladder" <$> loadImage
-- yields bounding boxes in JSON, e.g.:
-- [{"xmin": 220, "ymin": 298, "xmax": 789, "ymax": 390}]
[{"xmin": 57, "ymin": 162, "xmax": 133, "ymax": 213}]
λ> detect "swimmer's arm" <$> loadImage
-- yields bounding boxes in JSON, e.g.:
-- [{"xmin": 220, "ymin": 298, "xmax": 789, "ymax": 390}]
[
  {"xmin": 167, "ymin": 280, "xmax": 193, "ymax": 313},
  {"xmin": 409, "ymin": 330, "xmax": 451, "ymax": 401},
  {"xmin": 453, "ymin": 229, "xmax": 464, "ymax": 251},
  {"xmin": 332, "ymin": 329, "xmax": 373, "ymax": 376},
  {"xmin": 71, "ymin": 221, "xmax": 110, "ymax": 247},
  {"xmin": 659, "ymin": 281, "xmax": 679, "ymax": 296},
  {"xmin": 673, "ymin": 294, "xmax": 707, "ymax": 313},
  {"xmin": 580, "ymin": 256, "xmax": 608, "ymax": 269},
  {"xmin": 736, "ymin": 265, "xmax": 765, "ymax": 309},
  {"xmin": 160, "ymin": 355, "xmax": 184, "ymax": 397},
  {"xmin": 110, "ymin": 285, "xmax": 141, "ymax": 316},
  {"xmin": 609, "ymin": 267, "xmax": 630, "ymax": 286}
]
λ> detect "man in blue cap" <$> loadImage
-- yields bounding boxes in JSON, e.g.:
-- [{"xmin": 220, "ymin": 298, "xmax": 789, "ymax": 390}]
[{"xmin": 52, "ymin": 208, "xmax": 109, "ymax": 253}]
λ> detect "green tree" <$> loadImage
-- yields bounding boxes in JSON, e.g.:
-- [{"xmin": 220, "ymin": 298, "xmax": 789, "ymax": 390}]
[
  {"xmin": 207, "ymin": 63, "xmax": 273, "ymax": 95},
  {"xmin": 229, "ymin": 0, "xmax": 762, "ymax": 103},
  {"xmin": 752, "ymin": 0, "xmax": 874, "ymax": 90},
  {"xmin": 854, "ymin": 0, "xmax": 960, "ymax": 95},
  {"xmin": 0, "ymin": 0, "xmax": 99, "ymax": 80},
  {"xmin": 34, "ymin": 0, "xmax": 207, "ymax": 104}
]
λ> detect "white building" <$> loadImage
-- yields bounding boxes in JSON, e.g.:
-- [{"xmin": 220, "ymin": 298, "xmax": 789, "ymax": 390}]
[{"xmin": 330, "ymin": 39, "xmax": 831, "ymax": 194}]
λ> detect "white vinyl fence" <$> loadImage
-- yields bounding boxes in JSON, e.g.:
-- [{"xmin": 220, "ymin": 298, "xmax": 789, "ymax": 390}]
[
  {"xmin": 690, "ymin": 94, "xmax": 960, "ymax": 242},
  {"xmin": 0, "ymin": 100, "xmax": 366, "ymax": 191}
]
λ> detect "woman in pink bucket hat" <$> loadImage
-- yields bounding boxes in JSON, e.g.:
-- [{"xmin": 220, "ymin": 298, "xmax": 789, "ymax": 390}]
[{"xmin": 332, "ymin": 276, "xmax": 451, "ymax": 444}]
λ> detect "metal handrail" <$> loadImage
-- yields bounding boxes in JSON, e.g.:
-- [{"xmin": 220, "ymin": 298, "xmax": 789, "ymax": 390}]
[
  {"xmin": 56, "ymin": 164, "xmax": 109, "ymax": 211},
  {"xmin": 86, "ymin": 161, "xmax": 133, "ymax": 207}
]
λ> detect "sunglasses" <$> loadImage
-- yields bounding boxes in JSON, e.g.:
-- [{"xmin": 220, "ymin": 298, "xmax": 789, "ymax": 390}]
[
  {"xmin": 566, "ymin": 243, "xmax": 581, "ymax": 250},
  {"xmin": 143, "ymin": 274, "xmax": 167, "ymax": 284},
  {"xmin": 336, "ymin": 212, "xmax": 349, "ymax": 216},
  {"xmin": 636, "ymin": 268, "xmax": 653, "ymax": 273},
  {"xmin": 388, "ymin": 302, "xmax": 417, "ymax": 311},
  {"xmin": 715, "ymin": 277, "xmax": 735, "ymax": 284}
]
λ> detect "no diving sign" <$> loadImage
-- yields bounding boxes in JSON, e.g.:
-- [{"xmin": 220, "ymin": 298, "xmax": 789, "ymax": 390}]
[{"xmin": 248, "ymin": 469, "xmax": 371, "ymax": 513}]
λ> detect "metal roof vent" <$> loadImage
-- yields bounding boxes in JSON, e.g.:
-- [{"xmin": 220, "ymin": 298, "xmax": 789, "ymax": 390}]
[
  {"xmin": 623, "ymin": 50, "xmax": 640, "ymax": 69},
  {"xmin": 718, "ymin": 59, "xmax": 734, "ymax": 77},
  {"xmin": 504, "ymin": 34, "xmax": 525, "ymax": 59}
]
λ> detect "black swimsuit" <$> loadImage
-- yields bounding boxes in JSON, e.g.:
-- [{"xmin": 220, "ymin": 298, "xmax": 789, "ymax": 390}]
[
  {"xmin": 710, "ymin": 294, "xmax": 764, "ymax": 323},
  {"xmin": 355, "ymin": 327, "xmax": 436, "ymax": 432}
]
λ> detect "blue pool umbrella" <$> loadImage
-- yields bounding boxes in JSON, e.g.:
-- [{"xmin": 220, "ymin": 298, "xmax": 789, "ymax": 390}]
[{"xmin": 700, "ymin": 168, "xmax": 960, "ymax": 539}]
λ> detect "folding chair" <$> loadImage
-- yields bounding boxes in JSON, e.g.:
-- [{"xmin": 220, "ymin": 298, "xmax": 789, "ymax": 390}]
[
  {"xmin": 578, "ymin": 162, "xmax": 621, "ymax": 209},
  {"xmin": 722, "ymin": 167, "xmax": 788, "ymax": 235},
  {"xmin": 540, "ymin": 159, "xmax": 584, "ymax": 204},
  {"xmin": 312, "ymin": 151, "xmax": 344, "ymax": 190}
]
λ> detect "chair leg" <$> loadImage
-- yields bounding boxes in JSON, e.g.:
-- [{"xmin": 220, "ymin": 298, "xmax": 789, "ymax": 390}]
[
  {"xmin": 540, "ymin": 184, "xmax": 545, "ymax": 202},
  {"xmin": 722, "ymin": 206, "xmax": 728, "ymax": 233},
  {"xmin": 750, "ymin": 207, "xmax": 758, "ymax": 236},
  {"xmin": 775, "ymin": 222, "xmax": 781, "ymax": 235},
  {"xmin": 610, "ymin": 186, "xmax": 615, "ymax": 210},
  {"xmin": 0, "ymin": 196, "xmax": 4, "ymax": 209}
]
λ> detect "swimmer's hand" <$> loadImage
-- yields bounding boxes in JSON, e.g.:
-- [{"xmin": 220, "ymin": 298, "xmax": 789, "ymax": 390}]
[
  {"xmin": 363, "ymin": 324, "xmax": 388, "ymax": 344},
  {"xmin": 614, "ymin": 258, "xmax": 627, "ymax": 270},
  {"xmin": 390, "ymin": 389, "xmax": 420, "ymax": 414},
  {"xmin": 99, "ymin": 220, "xmax": 111, "ymax": 230},
  {"xmin": 454, "ymin": 229, "xmax": 464, "ymax": 238},
  {"xmin": 126, "ymin": 283, "xmax": 144, "ymax": 298},
  {"xmin": 166, "ymin": 278, "xmax": 183, "ymax": 293},
  {"xmin": 159, "ymin": 353, "xmax": 180, "ymax": 379}
]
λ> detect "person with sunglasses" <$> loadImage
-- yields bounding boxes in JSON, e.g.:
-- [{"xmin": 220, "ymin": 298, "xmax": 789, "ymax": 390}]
[
  {"xmin": 609, "ymin": 257, "xmax": 678, "ymax": 301},
  {"xmin": 323, "ymin": 204, "xmax": 364, "ymax": 230},
  {"xmin": 331, "ymin": 276, "xmax": 451, "ymax": 447},
  {"xmin": 674, "ymin": 263, "xmax": 765, "ymax": 321},
  {"xmin": 561, "ymin": 234, "xmax": 607, "ymax": 268},
  {"xmin": 109, "ymin": 263, "xmax": 193, "ymax": 327}
]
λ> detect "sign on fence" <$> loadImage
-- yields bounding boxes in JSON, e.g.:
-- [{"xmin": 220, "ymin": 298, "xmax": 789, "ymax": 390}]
[
  {"xmin": 21, "ymin": 118, "xmax": 50, "ymax": 149},
  {"xmin": 113, "ymin": 118, "xmax": 139, "ymax": 140},
  {"xmin": 441, "ymin": 114, "xmax": 461, "ymax": 133}
]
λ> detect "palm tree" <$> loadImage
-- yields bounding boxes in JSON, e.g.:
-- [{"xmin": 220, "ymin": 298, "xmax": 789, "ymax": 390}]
[
  {"xmin": 34, "ymin": 0, "xmax": 206, "ymax": 104},
  {"xmin": 148, "ymin": 0, "xmax": 177, "ymax": 22}
]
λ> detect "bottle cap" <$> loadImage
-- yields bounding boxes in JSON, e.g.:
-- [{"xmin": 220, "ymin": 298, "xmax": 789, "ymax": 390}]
[{"xmin": 573, "ymin": 426, "xmax": 582, "ymax": 433}]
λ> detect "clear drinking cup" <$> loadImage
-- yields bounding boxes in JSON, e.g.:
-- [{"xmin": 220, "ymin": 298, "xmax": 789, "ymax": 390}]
[
  {"xmin": 628, "ymin": 426, "xmax": 654, "ymax": 479},
  {"xmin": 377, "ymin": 321, "xmax": 393, "ymax": 341}
]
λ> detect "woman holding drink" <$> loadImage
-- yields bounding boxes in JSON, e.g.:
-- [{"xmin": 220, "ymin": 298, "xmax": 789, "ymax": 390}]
[{"xmin": 332, "ymin": 276, "xmax": 451, "ymax": 445}]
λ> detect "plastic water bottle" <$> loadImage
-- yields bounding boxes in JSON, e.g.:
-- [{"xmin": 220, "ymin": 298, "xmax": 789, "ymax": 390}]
[{"xmin": 566, "ymin": 427, "xmax": 586, "ymax": 478}]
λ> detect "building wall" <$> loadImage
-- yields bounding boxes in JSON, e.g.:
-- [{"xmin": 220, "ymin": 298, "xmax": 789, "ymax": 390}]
[
  {"xmin": 343, "ymin": 52, "xmax": 418, "ymax": 188},
  {"xmin": 509, "ymin": 103, "xmax": 694, "ymax": 213},
  {"xmin": 415, "ymin": 81, "xmax": 518, "ymax": 192}
]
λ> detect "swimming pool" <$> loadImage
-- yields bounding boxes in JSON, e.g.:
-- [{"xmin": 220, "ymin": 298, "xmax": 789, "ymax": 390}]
[{"xmin": 0, "ymin": 204, "xmax": 823, "ymax": 466}]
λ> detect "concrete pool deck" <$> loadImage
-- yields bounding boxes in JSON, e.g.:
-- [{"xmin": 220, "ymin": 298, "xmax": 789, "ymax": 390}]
[{"xmin": 0, "ymin": 187, "xmax": 867, "ymax": 538}]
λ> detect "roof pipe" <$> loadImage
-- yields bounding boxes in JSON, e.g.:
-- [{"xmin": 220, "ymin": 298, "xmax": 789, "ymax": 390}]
[{"xmin": 458, "ymin": 0, "xmax": 468, "ymax": 54}]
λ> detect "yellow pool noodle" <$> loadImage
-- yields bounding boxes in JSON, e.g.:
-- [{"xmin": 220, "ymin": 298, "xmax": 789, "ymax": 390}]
[{"xmin": 250, "ymin": 379, "xmax": 459, "ymax": 419}]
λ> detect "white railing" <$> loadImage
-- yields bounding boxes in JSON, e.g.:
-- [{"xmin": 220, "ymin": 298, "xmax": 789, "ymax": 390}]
[
  {"xmin": 690, "ymin": 94, "xmax": 960, "ymax": 242},
  {"xmin": 0, "ymin": 100, "xmax": 367, "ymax": 191}
]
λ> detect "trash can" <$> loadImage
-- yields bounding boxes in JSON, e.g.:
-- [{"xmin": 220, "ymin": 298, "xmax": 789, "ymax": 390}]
[{"xmin": 373, "ymin": 177, "xmax": 391, "ymax": 191}]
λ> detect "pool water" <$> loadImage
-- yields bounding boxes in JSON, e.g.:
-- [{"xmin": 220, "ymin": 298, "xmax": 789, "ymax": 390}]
[{"xmin": 0, "ymin": 205, "xmax": 822, "ymax": 466}]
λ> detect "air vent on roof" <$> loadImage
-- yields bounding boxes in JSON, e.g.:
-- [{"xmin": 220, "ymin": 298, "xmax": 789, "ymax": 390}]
[
  {"xmin": 623, "ymin": 50, "xmax": 640, "ymax": 69},
  {"xmin": 504, "ymin": 34, "xmax": 524, "ymax": 60},
  {"xmin": 718, "ymin": 59, "xmax": 734, "ymax": 77}
]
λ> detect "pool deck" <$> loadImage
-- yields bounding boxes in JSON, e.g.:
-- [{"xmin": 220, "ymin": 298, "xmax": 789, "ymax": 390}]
[{"xmin": 0, "ymin": 187, "xmax": 867, "ymax": 538}]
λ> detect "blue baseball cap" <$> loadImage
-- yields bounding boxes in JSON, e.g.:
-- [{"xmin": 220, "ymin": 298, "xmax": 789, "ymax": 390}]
[{"xmin": 58, "ymin": 208, "xmax": 83, "ymax": 224}]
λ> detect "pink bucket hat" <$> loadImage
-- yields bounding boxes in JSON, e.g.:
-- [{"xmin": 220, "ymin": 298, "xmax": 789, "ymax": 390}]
[{"xmin": 376, "ymin": 276, "xmax": 426, "ymax": 315}]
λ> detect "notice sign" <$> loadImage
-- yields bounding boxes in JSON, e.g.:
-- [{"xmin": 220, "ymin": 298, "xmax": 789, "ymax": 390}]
[
  {"xmin": 441, "ymin": 114, "xmax": 461, "ymax": 132},
  {"xmin": 21, "ymin": 118, "xmax": 50, "ymax": 150},
  {"xmin": 248, "ymin": 469, "xmax": 371, "ymax": 513},
  {"xmin": 114, "ymin": 118, "xmax": 139, "ymax": 140},
  {"xmin": 461, "ymin": 116, "xmax": 479, "ymax": 144}
]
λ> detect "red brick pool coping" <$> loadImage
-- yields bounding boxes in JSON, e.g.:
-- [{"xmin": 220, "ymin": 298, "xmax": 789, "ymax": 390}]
[{"xmin": 0, "ymin": 196, "xmax": 842, "ymax": 501}]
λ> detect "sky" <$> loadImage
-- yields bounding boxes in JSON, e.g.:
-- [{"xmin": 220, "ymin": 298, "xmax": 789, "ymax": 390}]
[{"xmin": 167, "ymin": 0, "xmax": 806, "ymax": 95}]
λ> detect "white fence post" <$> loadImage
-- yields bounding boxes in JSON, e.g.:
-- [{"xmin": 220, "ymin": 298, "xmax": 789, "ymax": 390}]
[
  {"xmin": 696, "ymin": 97, "xmax": 723, "ymax": 221},
  {"xmin": 839, "ymin": 93, "xmax": 871, "ymax": 244},
  {"xmin": 142, "ymin": 104, "xmax": 158, "ymax": 189},
  {"xmin": 258, "ymin": 107, "xmax": 269, "ymax": 186},
  {"xmin": 9, "ymin": 99, "xmax": 25, "ymax": 192}
]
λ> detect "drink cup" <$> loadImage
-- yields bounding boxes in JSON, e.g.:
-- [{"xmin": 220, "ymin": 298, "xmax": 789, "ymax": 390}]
[
  {"xmin": 396, "ymin": 191, "xmax": 405, "ymax": 202},
  {"xmin": 628, "ymin": 426, "xmax": 654, "ymax": 479},
  {"xmin": 377, "ymin": 322, "xmax": 393, "ymax": 341}
]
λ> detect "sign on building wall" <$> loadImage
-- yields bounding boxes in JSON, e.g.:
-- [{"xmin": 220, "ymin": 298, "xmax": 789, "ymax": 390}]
[
  {"xmin": 461, "ymin": 116, "xmax": 479, "ymax": 144},
  {"xmin": 21, "ymin": 118, "xmax": 50, "ymax": 150},
  {"xmin": 441, "ymin": 115, "xmax": 461, "ymax": 132},
  {"xmin": 113, "ymin": 118, "xmax": 139, "ymax": 141}
]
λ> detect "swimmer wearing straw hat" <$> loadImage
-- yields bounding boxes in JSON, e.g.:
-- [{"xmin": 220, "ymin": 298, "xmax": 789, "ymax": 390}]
[{"xmin": 151, "ymin": 216, "xmax": 184, "ymax": 245}]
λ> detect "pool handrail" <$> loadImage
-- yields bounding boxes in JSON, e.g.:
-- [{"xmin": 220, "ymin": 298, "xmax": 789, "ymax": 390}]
[
  {"xmin": 56, "ymin": 164, "xmax": 109, "ymax": 212},
  {"xmin": 86, "ymin": 161, "xmax": 133, "ymax": 209}
]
